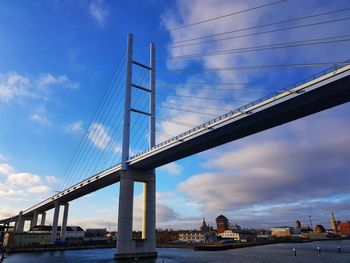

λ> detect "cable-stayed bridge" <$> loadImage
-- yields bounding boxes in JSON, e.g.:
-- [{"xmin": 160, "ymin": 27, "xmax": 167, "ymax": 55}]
[{"xmin": 1, "ymin": 31, "xmax": 350, "ymax": 259}]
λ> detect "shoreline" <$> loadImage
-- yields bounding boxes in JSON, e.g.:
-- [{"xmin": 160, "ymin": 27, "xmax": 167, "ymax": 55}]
[
  {"xmin": 2, "ymin": 238, "xmax": 347, "ymax": 253},
  {"xmin": 4, "ymin": 244, "xmax": 114, "ymax": 253}
]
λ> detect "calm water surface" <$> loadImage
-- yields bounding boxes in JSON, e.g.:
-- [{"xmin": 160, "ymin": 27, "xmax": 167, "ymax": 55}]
[{"xmin": 4, "ymin": 240, "xmax": 350, "ymax": 263}]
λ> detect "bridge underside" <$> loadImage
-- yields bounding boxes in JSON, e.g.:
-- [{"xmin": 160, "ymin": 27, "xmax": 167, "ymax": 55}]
[{"xmin": 130, "ymin": 72, "xmax": 350, "ymax": 170}]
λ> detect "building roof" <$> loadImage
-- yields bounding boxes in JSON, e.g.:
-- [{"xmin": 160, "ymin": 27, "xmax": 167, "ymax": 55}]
[{"xmin": 216, "ymin": 215, "xmax": 228, "ymax": 221}]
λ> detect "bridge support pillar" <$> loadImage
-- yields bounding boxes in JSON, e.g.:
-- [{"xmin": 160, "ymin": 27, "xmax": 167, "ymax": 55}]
[
  {"xmin": 60, "ymin": 203, "xmax": 69, "ymax": 241},
  {"xmin": 116, "ymin": 171, "xmax": 134, "ymax": 256},
  {"xmin": 50, "ymin": 201, "xmax": 60, "ymax": 243},
  {"xmin": 40, "ymin": 212, "xmax": 46, "ymax": 226},
  {"xmin": 115, "ymin": 170, "xmax": 157, "ymax": 259},
  {"xmin": 30, "ymin": 211, "xmax": 39, "ymax": 229},
  {"xmin": 15, "ymin": 211, "xmax": 24, "ymax": 233},
  {"xmin": 142, "ymin": 173, "xmax": 156, "ymax": 252}
]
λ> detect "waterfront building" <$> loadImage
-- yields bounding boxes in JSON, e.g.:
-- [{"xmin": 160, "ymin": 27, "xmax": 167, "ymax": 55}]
[
  {"xmin": 29, "ymin": 225, "xmax": 85, "ymax": 239},
  {"xmin": 178, "ymin": 230, "xmax": 205, "ymax": 243},
  {"xmin": 295, "ymin": 220, "xmax": 301, "ymax": 229},
  {"xmin": 3, "ymin": 232, "xmax": 51, "ymax": 248},
  {"xmin": 216, "ymin": 215, "xmax": 229, "ymax": 234},
  {"xmin": 271, "ymin": 227, "xmax": 292, "ymax": 237},
  {"xmin": 177, "ymin": 218, "xmax": 216, "ymax": 243},
  {"xmin": 217, "ymin": 230, "xmax": 240, "ymax": 241},
  {"xmin": 339, "ymin": 222, "xmax": 350, "ymax": 236}
]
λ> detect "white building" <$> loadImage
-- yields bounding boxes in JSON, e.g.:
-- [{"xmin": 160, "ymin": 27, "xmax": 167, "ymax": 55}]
[
  {"xmin": 271, "ymin": 227, "xmax": 292, "ymax": 237},
  {"xmin": 218, "ymin": 230, "xmax": 240, "ymax": 241},
  {"xmin": 29, "ymin": 225, "xmax": 85, "ymax": 239},
  {"xmin": 178, "ymin": 230, "xmax": 205, "ymax": 243}
]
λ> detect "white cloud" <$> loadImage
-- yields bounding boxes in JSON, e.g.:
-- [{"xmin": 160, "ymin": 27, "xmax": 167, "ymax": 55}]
[
  {"xmin": 0, "ymin": 72, "xmax": 31, "ymax": 102},
  {"xmin": 0, "ymin": 207, "xmax": 14, "ymax": 218},
  {"xmin": 38, "ymin": 73, "xmax": 79, "ymax": 89},
  {"xmin": 89, "ymin": 0, "xmax": 108, "ymax": 27},
  {"xmin": 177, "ymin": 106, "xmax": 350, "ymax": 217},
  {"xmin": 66, "ymin": 121, "xmax": 84, "ymax": 134},
  {"xmin": 0, "ymin": 71, "xmax": 79, "ymax": 104},
  {"xmin": 30, "ymin": 106, "xmax": 51, "ymax": 126},
  {"xmin": 158, "ymin": 162, "xmax": 182, "ymax": 176},
  {"xmin": 27, "ymin": 185, "xmax": 51, "ymax": 194},
  {"xmin": 0, "ymin": 154, "xmax": 7, "ymax": 161},
  {"xmin": 7, "ymin": 172, "xmax": 41, "ymax": 186},
  {"xmin": 0, "ymin": 162, "xmax": 59, "ymax": 206},
  {"xmin": 45, "ymin": 175, "xmax": 60, "ymax": 184},
  {"xmin": 88, "ymin": 122, "xmax": 111, "ymax": 150},
  {"xmin": 0, "ymin": 163, "xmax": 15, "ymax": 176},
  {"xmin": 30, "ymin": 114, "xmax": 51, "ymax": 125}
]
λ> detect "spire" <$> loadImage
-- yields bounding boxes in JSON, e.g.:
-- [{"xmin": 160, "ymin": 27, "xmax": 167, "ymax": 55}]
[
  {"xmin": 200, "ymin": 217, "xmax": 208, "ymax": 231},
  {"xmin": 331, "ymin": 211, "xmax": 337, "ymax": 232}
]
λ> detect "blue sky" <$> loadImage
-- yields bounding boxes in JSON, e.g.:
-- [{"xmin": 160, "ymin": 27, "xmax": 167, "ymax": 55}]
[{"xmin": 1, "ymin": 0, "xmax": 350, "ymax": 231}]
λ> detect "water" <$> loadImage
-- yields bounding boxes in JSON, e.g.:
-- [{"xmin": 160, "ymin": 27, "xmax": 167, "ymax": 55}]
[{"xmin": 3, "ymin": 240, "xmax": 350, "ymax": 263}]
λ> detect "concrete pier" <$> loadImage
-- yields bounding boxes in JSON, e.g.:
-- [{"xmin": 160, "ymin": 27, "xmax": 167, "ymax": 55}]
[
  {"xmin": 115, "ymin": 170, "xmax": 157, "ymax": 259},
  {"xmin": 60, "ymin": 203, "xmax": 69, "ymax": 240},
  {"xmin": 51, "ymin": 202, "xmax": 60, "ymax": 243},
  {"xmin": 15, "ymin": 211, "xmax": 24, "ymax": 233},
  {"xmin": 40, "ymin": 212, "xmax": 46, "ymax": 226},
  {"xmin": 30, "ymin": 211, "xmax": 39, "ymax": 229},
  {"xmin": 142, "ymin": 173, "xmax": 156, "ymax": 252}
]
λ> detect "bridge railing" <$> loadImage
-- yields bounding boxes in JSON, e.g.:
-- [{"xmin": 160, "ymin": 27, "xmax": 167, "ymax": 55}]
[{"xmin": 128, "ymin": 62, "xmax": 349, "ymax": 161}]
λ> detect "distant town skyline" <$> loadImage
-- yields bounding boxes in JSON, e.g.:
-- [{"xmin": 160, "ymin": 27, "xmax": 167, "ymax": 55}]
[{"xmin": 0, "ymin": 0, "xmax": 350, "ymax": 231}]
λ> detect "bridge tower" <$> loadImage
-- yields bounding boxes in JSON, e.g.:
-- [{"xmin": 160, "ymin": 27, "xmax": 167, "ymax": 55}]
[{"xmin": 115, "ymin": 33, "xmax": 157, "ymax": 259}]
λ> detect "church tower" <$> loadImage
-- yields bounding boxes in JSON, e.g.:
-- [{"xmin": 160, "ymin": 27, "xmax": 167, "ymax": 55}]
[
  {"xmin": 200, "ymin": 218, "xmax": 208, "ymax": 232},
  {"xmin": 331, "ymin": 211, "xmax": 338, "ymax": 232}
]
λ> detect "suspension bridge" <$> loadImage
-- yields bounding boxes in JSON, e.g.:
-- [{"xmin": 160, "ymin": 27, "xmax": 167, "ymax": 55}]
[{"xmin": 1, "ymin": 2, "xmax": 350, "ymax": 260}]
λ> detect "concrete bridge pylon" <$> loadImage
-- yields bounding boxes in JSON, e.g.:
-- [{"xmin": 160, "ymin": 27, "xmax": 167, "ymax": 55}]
[{"xmin": 115, "ymin": 33, "xmax": 157, "ymax": 259}]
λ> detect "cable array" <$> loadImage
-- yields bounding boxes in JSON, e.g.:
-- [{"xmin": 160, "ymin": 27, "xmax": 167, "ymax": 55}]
[
  {"xmin": 57, "ymin": 2, "xmax": 350, "ymax": 192},
  {"xmin": 167, "ymin": 0, "xmax": 287, "ymax": 32},
  {"xmin": 157, "ymin": 62, "xmax": 348, "ymax": 74},
  {"xmin": 170, "ymin": 16, "xmax": 350, "ymax": 49},
  {"xmin": 171, "ymin": 7, "xmax": 350, "ymax": 44},
  {"xmin": 168, "ymin": 35, "xmax": 350, "ymax": 60},
  {"xmin": 58, "ymin": 51, "xmax": 127, "ymax": 191}
]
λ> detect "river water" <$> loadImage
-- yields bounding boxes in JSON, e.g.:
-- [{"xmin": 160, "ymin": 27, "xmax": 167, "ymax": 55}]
[{"xmin": 4, "ymin": 240, "xmax": 350, "ymax": 263}]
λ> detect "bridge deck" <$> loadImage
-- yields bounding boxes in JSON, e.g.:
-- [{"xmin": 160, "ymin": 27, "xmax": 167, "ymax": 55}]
[
  {"xmin": 1, "ymin": 64, "xmax": 350, "ymax": 223},
  {"xmin": 129, "ymin": 64, "xmax": 350, "ymax": 169}
]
